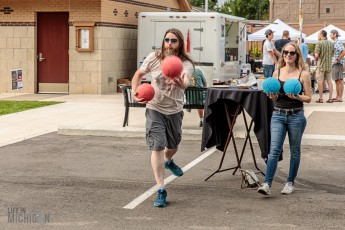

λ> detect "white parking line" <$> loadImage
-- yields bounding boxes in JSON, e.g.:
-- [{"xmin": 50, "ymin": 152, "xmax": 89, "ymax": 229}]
[{"xmin": 123, "ymin": 146, "xmax": 217, "ymax": 209}]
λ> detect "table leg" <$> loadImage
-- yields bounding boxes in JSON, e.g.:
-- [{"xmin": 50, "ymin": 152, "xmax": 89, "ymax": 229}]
[
  {"xmin": 204, "ymin": 104, "xmax": 242, "ymax": 181},
  {"xmin": 233, "ymin": 111, "xmax": 264, "ymax": 176}
]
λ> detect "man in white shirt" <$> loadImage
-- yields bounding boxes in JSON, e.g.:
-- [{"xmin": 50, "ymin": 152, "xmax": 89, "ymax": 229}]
[{"xmin": 262, "ymin": 29, "xmax": 281, "ymax": 78}]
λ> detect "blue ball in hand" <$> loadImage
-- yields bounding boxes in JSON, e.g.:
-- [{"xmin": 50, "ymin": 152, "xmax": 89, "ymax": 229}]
[
  {"xmin": 262, "ymin": 77, "xmax": 280, "ymax": 94},
  {"xmin": 283, "ymin": 78, "xmax": 302, "ymax": 95}
]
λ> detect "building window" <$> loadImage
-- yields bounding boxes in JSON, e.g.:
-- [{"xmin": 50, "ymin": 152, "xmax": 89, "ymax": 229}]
[{"xmin": 326, "ymin": 8, "xmax": 330, "ymax": 13}]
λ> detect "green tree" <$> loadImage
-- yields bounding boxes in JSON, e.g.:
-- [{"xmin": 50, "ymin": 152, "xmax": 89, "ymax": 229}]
[
  {"xmin": 190, "ymin": 0, "xmax": 219, "ymax": 11},
  {"xmin": 191, "ymin": 0, "xmax": 269, "ymax": 20},
  {"xmin": 221, "ymin": 0, "xmax": 269, "ymax": 20}
]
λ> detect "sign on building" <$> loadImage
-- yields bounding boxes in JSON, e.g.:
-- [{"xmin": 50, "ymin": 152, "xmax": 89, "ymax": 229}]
[{"xmin": 11, "ymin": 69, "xmax": 23, "ymax": 90}]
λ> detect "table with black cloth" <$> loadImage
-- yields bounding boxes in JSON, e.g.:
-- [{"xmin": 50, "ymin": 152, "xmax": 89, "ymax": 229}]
[{"xmin": 201, "ymin": 87, "xmax": 274, "ymax": 181}]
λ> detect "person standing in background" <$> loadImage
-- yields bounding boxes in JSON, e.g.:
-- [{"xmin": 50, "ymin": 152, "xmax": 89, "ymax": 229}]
[
  {"xmin": 330, "ymin": 29, "xmax": 345, "ymax": 102},
  {"xmin": 300, "ymin": 38, "xmax": 310, "ymax": 67},
  {"xmin": 314, "ymin": 30, "xmax": 334, "ymax": 103},
  {"xmin": 262, "ymin": 29, "xmax": 281, "ymax": 78},
  {"xmin": 275, "ymin": 30, "xmax": 290, "ymax": 60},
  {"xmin": 188, "ymin": 67, "xmax": 207, "ymax": 127}
]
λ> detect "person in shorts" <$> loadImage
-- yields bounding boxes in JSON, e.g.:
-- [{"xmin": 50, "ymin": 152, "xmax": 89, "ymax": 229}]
[
  {"xmin": 131, "ymin": 28, "xmax": 194, "ymax": 207},
  {"xmin": 330, "ymin": 29, "xmax": 345, "ymax": 102},
  {"xmin": 314, "ymin": 30, "xmax": 334, "ymax": 103}
]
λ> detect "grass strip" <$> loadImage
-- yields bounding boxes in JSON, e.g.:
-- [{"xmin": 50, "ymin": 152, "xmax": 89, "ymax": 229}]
[{"xmin": 0, "ymin": 100, "xmax": 63, "ymax": 116}]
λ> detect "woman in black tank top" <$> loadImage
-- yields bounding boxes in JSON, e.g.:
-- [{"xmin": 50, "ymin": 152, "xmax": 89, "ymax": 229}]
[{"xmin": 258, "ymin": 42, "xmax": 312, "ymax": 196}]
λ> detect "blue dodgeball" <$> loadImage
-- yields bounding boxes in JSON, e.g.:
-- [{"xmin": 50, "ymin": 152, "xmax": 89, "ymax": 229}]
[
  {"xmin": 262, "ymin": 77, "xmax": 280, "ymax": 94},
  {"xmin": 284, "ymin": 78, "xmax": 302, "ymax": 95}
]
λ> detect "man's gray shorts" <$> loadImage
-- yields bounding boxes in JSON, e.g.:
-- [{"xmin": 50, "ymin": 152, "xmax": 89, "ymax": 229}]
[
  {"xmin": 332, "ymin": 63, "xmax": 344, "ymax": 81},
  {"xmin": 145, "ymin": 109, "xmax": 183, "ymax": 151}
]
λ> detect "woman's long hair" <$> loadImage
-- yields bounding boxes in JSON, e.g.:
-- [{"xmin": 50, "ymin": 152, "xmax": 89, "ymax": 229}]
[
  {"xmin": 278, "ymin": 42, "xmax": 305, "ymax": 70},
  {"xmin": 156, "ymin": 28, "xmax": 195, "ymax": 67}
]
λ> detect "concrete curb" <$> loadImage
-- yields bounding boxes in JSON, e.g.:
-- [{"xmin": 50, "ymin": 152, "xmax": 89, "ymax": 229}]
[
  {"xmin": 58, "ymin": 125, "xmax": 203, "ymax": 141},
  {"xmin": 58, "ymin": 125, "xmax": 345, "ymax": 147}
]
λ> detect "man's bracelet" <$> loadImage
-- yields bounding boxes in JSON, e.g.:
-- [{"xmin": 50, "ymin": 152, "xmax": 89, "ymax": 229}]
[{"xmin": 131, "ymin": 89, "xmax": 137, "ymax": 96}]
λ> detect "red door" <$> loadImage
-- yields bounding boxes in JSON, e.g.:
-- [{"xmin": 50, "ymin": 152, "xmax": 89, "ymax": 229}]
[{"xmin": 37, "ymin": 12, "xmax": 69, "ymax": 93}]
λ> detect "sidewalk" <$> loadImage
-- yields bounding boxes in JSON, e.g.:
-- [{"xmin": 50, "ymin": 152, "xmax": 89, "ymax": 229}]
[{"xmin": 1, "ymin": 91, "xmax": 345, "ymax": 148}]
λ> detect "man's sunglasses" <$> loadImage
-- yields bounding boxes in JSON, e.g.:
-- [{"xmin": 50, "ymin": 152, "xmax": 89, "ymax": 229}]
[
  {"xmin": 283, "ymin": 50, "xmax": 297, "ymax": 56},
  {"xmin": 164, "ymin": 38, "xmax": 178, "ymax": 43}
]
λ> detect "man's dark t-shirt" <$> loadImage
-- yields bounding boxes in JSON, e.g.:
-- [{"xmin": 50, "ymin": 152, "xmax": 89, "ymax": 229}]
[
  {"xmin": 274, "ymin": 39, "xmax": 290, "ymax": 60},
  {"xmin": 275, "ymin": 39, "xmax": 290, "ymax": 53}
]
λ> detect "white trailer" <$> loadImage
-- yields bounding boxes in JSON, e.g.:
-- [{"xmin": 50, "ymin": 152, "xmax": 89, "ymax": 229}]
[{"xmin": 137, "ymin": 12, "xmax": 249, "ymax": 86}]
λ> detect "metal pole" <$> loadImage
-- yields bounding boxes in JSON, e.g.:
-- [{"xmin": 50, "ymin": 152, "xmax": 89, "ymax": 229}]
[
  {"xmin": 299, "ymin": 0, "xmax": 303, "ymax": 44},
  {"xmin": 205, "ymin": 0, "xmax": 208, "ymax": 12}
]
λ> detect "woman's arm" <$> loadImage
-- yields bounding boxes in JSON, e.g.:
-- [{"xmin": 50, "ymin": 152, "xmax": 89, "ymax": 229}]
[{"xmin": 293, "ymin": 70, "xmax": 312, "ymax": 103}]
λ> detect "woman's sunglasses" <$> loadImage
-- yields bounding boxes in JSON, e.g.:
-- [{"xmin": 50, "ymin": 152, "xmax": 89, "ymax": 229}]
[
  {"xmin": 164, "ymin": 38, "xmax": 178, "ymax": 43},
  {"xmin": 283, "ymin": 50, "xmax": 297, "ymax": 56}
]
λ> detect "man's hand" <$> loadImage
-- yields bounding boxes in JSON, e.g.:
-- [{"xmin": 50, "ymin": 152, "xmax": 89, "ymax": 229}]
[
  {"xmin": 132, "ymin": 93, "xmax": 148, "ymax": 104},
  {"xmin": 166, "ymin": 73, "xmax": 188, "ymax": 90}
]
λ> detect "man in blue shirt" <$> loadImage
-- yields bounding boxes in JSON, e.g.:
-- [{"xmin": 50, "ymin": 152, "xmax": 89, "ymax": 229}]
[{"xmin": 300, "ymin": 38, "xmax": 309, "ymax": 63}]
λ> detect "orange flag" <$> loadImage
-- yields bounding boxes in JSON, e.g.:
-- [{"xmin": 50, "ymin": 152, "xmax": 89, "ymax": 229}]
[{"xmin": 186, "ymin": 29, "xmax": 190, "ymax": 53}]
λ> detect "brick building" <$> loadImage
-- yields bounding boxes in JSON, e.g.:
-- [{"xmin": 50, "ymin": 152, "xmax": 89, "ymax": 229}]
[
  {"xmin": 0, "ymin": 0, "xmax": 191, "ymax": 94},
  {"xmin": 269, "ymin": 0, "xmax": 345, "ymax": 35}
]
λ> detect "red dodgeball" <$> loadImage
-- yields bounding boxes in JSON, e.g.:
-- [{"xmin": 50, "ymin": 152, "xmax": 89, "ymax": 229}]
[
  {"xmin": 161, "ymin": 56, "xmax": 183, "ymax": 78},
  {"xmin": 136, "ymin": 83, "xmax": 155, "ymax": 101}
]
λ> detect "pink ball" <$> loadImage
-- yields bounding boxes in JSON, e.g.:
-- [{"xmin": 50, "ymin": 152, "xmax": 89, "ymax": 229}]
[
  {"xmin": 161, "ymin": 56, "xmax": 183, "ymax": 78},
  {"xmin": 136, "ymin": 83, "xmax": 155, "ymax": 101}
]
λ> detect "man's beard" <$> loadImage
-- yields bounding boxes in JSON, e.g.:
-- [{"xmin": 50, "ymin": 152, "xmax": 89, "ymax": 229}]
[{"xmin": 163, "ymin": 47, "xmax": 178, "ymax": 56}]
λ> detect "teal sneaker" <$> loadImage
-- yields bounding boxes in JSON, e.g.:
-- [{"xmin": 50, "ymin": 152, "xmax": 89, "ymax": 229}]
[
  {"xmin": 165, "ymin": 159, "xmax": 184, "ymax": 177},
  {"xmin": 154, "ymin": 188, "xmax": 167, "ymax": 207}
]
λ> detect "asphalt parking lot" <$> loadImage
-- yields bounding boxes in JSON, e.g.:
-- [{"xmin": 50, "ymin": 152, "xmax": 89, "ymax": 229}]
[{"xmin": 0, "ymin": 133, "xmax": 344, "ymax": 230}]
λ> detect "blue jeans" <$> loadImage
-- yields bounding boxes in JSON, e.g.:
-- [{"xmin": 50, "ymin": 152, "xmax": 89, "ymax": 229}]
[
  {"xmin": 263, "ymin": 64, "xmax": 275, "ymax": 78},
  {"xmin": 264, "ymin": 110, "xmax": 307, "ymax": 186}
]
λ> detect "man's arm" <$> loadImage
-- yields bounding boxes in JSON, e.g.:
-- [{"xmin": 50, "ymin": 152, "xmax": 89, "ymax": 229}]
[
  {"xmin": 337, "ymin": 49, "xmax": 345, "ymax": 60},
  {"xmin": 131, "ymin": 69, "xmax": 146, "ymax": 103},
  {"xmin": 314, "ymin": 43, "xmax": 320, "ymax": 59},
  {"xmin": 273, "ymin": 48, "xmax": 281, "ymax": 58},
  {"xmin": 131, "ymin": 69, "xmax": 144, "ymax": 93},
  {"xmin": 268, "ymin": 50, "xmax": 279, "ymax": 65}
]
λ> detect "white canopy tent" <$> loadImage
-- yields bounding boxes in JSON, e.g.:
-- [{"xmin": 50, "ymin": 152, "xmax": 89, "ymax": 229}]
[
  {"xmin": 248, "ymin": 19, "xmax": 306, "ymax": 41},
  {"xmin": 304, "ymin": 24, "xmax": 345, "ymax": 43}
]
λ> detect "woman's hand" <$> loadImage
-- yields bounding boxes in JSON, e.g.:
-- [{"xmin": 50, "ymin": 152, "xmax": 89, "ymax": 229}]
[
  {"xmin": 286, "ymin": 93, "xmax": 299, "ymax": 100},
  {"xmin": 267, "ymin": 93, "xmax": 278, "ymax": 101}
]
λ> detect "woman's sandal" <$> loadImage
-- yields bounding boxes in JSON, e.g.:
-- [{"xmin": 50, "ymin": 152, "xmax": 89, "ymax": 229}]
[
  {"xmin": 316, "ymin": 99, "xmax": 323, "ymax": 103},
  {"xmin": 326, "ymin": 99, "xmax": 333, "ymax": 103}
]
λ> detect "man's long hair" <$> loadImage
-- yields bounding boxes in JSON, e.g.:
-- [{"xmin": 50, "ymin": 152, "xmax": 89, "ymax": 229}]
[
  {"xmin": 320, "ymin": 30, "xmax": 327, "ymax": 39},
  {"xmin": 156, "ymin": 28, "xmax": 195, "ymax": 67}
]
